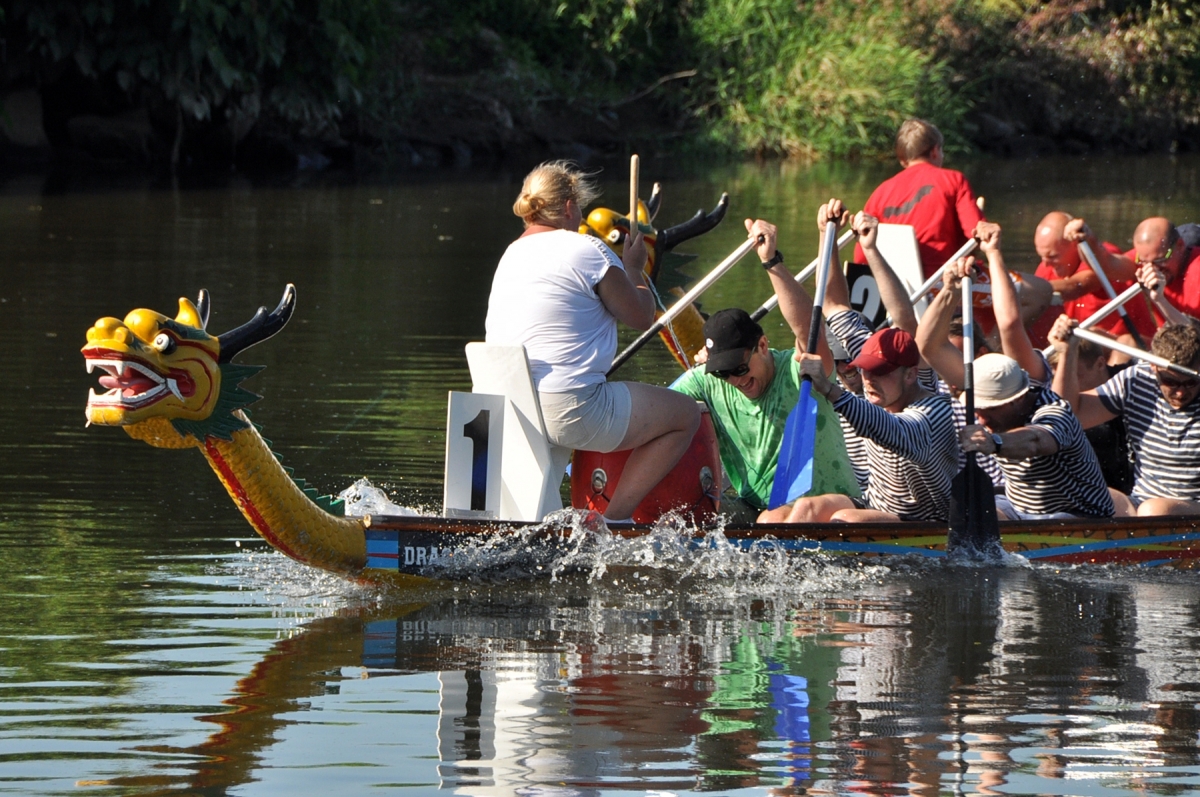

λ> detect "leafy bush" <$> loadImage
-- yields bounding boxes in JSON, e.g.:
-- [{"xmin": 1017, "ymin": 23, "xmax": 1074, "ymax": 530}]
[
  {"xmin": 688, "ymin": 0, "xmax": 966, "ymax": 160},
  {"xmin": 7, "ymin": 0, "xmax": 386, "ymax": 153},
  {"xmin": 6, "ymin": 0, "xmax": 1200, "ymax": 168}
]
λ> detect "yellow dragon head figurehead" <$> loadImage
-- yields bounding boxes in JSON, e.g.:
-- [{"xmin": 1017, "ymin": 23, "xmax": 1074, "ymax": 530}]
[
  {"xmin": 580, "ymin": 183, "xmax": 729, "ymax": 288},
  {"xmin": 82, "ymin": 285, "xmax": 296, "ymax": 447}
]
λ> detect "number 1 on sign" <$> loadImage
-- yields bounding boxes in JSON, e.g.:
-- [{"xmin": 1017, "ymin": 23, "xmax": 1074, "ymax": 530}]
[
  {"xmin": 443, "ymin": 391, "xmax": 505, "ymax": 517},
  {"xmin": 462, "ymin": 409, "xmax": 489, "ymax": 511}
]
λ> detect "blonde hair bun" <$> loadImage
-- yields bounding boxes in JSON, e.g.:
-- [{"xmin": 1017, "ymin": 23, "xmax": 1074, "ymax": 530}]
[{"xmin": 512, "ymin": 160, "xmax": 600, "ymax": 227}]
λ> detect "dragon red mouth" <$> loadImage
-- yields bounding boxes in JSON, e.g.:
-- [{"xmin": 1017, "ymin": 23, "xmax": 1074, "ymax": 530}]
[{"xmin": 84, "ymin": 352, "xmax": 194, "ymax": 409}]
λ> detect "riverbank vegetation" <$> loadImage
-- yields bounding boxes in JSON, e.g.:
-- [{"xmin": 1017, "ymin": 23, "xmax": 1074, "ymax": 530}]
[{"xmin": 2, "ymin": 0, "xmax": 1199, "ymax": 174}]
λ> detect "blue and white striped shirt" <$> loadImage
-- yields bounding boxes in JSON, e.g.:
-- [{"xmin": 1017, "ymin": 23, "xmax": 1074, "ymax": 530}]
[
  {"xmin": 1097, "ymin": 363, "xmax": 1200, "ymax": 502},
  {"xmin": 995, "ymin": 387, "xmax": 1113, "ymax": 517}
]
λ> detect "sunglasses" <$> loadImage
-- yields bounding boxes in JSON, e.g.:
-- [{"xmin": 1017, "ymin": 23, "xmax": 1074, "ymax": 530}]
[
  {"xmin": 712, "ymin": 362, "xmax": 751, "ymax": 381},
  {"xmin": 1154, "ymin": 366, "xmax": 1200, "ymax": 390},
  {"xmin": 1136, "ymin": 246, "xmax": 1174, "ymax": 268},
  {"xmin": 712, "ymin": 350, "xmax": 754, "ymax": 381}
]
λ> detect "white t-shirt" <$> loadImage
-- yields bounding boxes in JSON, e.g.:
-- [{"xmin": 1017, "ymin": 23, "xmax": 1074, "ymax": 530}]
[{"xmin": 485, "ymin": 229, "xmax": 625, "ymax": 393}]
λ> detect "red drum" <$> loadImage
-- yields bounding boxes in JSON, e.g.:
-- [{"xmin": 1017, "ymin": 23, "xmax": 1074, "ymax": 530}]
[{"xmin": 571, "ymin": 406, "xmax": 721, "ymax": 523}]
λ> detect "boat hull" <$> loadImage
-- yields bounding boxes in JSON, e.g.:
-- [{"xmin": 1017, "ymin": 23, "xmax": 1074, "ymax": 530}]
[{"xmin": 358, "ymin": 513, "xmax": 1200, "ymax": 586}]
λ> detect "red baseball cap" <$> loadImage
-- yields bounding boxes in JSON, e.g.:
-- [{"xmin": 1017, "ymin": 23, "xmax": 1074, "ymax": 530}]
[{"xmin": 848, "ymin": 327, "xmax": 919, "ymax": 374}]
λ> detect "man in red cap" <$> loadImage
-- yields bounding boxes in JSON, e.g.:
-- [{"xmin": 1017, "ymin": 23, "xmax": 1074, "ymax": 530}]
[{"xmin": 775, "ymin": 324, "xmax": 958, "ymax": 523}]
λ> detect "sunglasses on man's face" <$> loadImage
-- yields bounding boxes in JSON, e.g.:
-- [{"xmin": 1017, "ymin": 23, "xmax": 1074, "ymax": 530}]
[
  {"xmin": 1136, "ymin": 246, "xmax": 1174, "ymax": 268},
  {"xmin": 713, "ymin": 362, "xmax": 751, "ymax": 381},
  {"xmin": 712, "ymin": 350, "xmax": 754, "ymax": 381},
  {"xmin": 1154, "ymin": 366, "xmax": 1200, "ymax": 391}
]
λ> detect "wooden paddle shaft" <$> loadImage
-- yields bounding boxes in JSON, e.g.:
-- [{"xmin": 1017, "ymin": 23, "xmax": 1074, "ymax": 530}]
[
  {"xmin": 607, "ymin": 235, "xmax": 761, "ymax": 376},
  {"xmin": 1072, "ymin": 326, "xmax": 1200, "ymax": 378},
  {"xmin": 629, "ymin": 154, "xmax": 639, "ymax": 230},
  {"xmin": 750, "ymin": 229, "xmax": 856, "ymax": 322}
]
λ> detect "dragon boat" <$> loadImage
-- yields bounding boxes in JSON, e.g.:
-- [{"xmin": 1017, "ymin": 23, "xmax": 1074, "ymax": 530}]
[{"xmin": 81, "ymin": 198, "xmax": 1200, "ymax": 590}]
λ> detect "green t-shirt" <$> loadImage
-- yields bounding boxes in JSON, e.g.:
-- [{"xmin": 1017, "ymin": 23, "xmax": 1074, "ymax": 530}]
[{"xmin": 673, "ymin": 349, "xmax": 861, "ymax": 510}]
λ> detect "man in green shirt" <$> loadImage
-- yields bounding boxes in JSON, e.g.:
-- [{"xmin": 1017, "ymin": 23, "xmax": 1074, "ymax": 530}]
[{"xmin": 671, "ymin": 217, "xmax": 861, "ymax": 521}]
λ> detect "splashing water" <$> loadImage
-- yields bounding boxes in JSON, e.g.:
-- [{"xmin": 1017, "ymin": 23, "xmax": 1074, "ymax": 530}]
[
  {"xmin": 424, "ymin": 508, "xmax": 890, "ymax": 600},
  {"xmin": 338, "ymin": 477, "xmax": 424, "ymax": 516}
]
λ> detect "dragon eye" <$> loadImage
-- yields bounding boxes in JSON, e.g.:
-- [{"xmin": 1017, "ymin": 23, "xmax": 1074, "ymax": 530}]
[
  {"xmin": 606, "ymin": 229, "xmax": 622, "ymax": 244},
  {"xmin": 152, "ymin": 332, "xmax": 176, "ymax": 354}
]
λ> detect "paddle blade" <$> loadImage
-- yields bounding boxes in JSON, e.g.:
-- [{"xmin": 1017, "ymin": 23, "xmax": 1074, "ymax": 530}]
[
  {"xmin": 769, "ymin": 381, "xmax": 819, "ymax": 509},
  {"xmin": 947, "ymin": 454, "xmax": 1003, "ymax": 560}
]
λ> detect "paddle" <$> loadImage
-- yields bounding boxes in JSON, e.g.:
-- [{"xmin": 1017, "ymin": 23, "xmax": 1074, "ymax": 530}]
[
  {"xmin": 1070, "ymin": 326, "xmax": 1200, "ymax": 378},
  {"xmin": 607, "ymin": 235, "xmax": 762, "ymax": 377},
  {"xmin": 768, "ymin": 217, "xmax": 839, "ymax": 509},
  {"xmin": 946, "ymin": 269, "xmax": 1003, "ymax": 560},
  {"xmin": 749, "ymin": 229, "xmax": 856, "ymax": 322},
  {"xmin": 1040, "ymin": 282, "xmax": 1143, "ymax": 358},
  {"xmin": 908, "ymin": 238, "xmax": 980, "ymax": 306},
  {"xmin": 1078, "ymin": 240, "xmax": 1148, "ymax": 350},
  {"xmin": 629, "ymin": 154, "xmax": 640, "ymax": 235}
]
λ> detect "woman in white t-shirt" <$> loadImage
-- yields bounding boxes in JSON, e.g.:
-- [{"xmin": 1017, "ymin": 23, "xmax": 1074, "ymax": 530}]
[{"xmin": 485, "ymin": 161, "xmax": 700, "ymax": 521}]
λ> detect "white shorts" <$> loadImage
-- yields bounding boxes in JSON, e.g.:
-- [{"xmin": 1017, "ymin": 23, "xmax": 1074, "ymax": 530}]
[
  {"xmin": 994, "ymin": 495, "xmax": 1092, "ymax": 522},
  {"xmin": 539, "ymin": 381, "xmax": 632, "ymax": 453}
]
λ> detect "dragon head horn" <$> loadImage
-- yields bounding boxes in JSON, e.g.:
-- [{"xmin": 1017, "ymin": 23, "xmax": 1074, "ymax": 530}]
[
  {"xmin": 655, "ymin": 193, "xmax": 729, "ymax": 253},
  {"xmin": 217, "ymin": 284, "xmax": 297, "ymax": 364},
  {"xmin": 196, "ymin": 289, "xmax": 211, "ymax": 330},
  {"xmin": 646, "ymin": 182, "xmax": 663, "ymax": 222}
]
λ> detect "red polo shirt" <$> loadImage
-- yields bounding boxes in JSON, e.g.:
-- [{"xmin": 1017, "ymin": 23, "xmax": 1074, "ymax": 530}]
[
  {"xmin": 1028, "ymin": 242, "xmax": 1143, "ymax": 348},
  {"xmin": 854, "ymin": 162, "xmax": 984, "ymax": 279}
]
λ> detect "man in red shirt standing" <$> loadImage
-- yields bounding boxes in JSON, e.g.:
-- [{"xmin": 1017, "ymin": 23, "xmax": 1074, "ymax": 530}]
[
  {"xmin": 854, "ymin": 118, "xmax": 985, "ymax": 280},
  {"xmin": 1026, "ymin": 211, "xmax": 1150, "ymax": 349}
]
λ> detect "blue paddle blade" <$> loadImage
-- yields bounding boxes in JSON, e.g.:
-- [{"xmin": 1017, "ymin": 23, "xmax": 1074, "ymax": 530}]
[{"xmin": 769, "ymin": 380, "xmax": 819, "ymax": 509}]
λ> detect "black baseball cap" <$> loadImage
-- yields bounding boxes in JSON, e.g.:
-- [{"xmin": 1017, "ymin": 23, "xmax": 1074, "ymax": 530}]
[{"xmin": 703, "ymin": 309, "xmax": 763, "ymax": 374}]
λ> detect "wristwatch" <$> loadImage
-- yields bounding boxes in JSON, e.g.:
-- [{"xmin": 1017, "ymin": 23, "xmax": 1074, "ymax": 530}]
[
  {"xmin": 991, "ymin": 432, "xmax": 1004, "ymax": 456},
  {"xmin": 761, "ymin": 249, "xmax": 784, "ymax": 269}
]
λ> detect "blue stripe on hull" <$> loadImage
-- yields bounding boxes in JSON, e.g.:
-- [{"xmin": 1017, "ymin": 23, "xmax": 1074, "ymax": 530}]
[{"xmin": 1016, "ymin": 530, "xmax": 1200, "ymax": 560}]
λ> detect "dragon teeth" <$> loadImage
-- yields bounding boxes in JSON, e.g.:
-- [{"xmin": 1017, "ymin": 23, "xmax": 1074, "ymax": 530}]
[{"xmin": 166, "ymin": 378, "xmax": 184, "ymax": 401}]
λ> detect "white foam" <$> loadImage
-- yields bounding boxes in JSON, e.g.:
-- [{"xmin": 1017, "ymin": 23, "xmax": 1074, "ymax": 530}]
[{"xmin": 338, "ymin": 476, "xmax": 421, "ymax": 517}]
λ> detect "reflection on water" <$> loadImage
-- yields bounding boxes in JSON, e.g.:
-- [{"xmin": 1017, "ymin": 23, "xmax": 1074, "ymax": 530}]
[
  {"xmin": 4, "ymin": 156, "xmax": 1200, "ymax": 794},
  {"xmin": 7, "ymin": 554, "xmax": 1199, "ymax": 795}
]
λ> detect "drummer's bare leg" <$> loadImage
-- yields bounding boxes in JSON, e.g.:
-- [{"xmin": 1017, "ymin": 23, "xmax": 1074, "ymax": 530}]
[{"xmin": 604, "ymin": 383, "xmax": 700, "ymax": 520}]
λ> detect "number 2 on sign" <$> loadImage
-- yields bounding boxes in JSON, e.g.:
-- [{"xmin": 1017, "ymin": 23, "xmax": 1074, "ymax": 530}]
[{"xmin": 462, "ymin": 409, "xmax": 490, "ymax": 511}]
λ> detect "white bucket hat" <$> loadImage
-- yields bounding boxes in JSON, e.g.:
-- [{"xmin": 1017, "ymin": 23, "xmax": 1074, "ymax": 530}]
[{"xmin": 966, "ymin": 353, "xmax": 1031, "ymax": 409}]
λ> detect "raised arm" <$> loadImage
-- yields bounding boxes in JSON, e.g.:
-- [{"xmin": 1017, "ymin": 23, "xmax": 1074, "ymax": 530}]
[
  {"xmin": 818, "ymin": 199, "xmax": 854, "ymax": 316},
  {"xmin": 855, "ymin": 211, "xmax": 919, "ymax": 336},
  {"xmin": 1064, "ymin": 219, "xmax": 1137, "ymax": 282},
  {"xmin": 1052, "ymin": 219, "xmax": 1104, "ymax": 299},
  {"xmin": 755, "ymin": 217, "xmax": 833, "ymax": 370},
  {"xmin": 979, "ymin": 222, "xmax": 1048, "ymax": 383},
  {"xmin": 595, "ymin": 223, "xmax": 655, "ymax": 329},
  {"xmin": 914, "ymin": 257, "xmax": 970, "ymax": 389},
  {"xmin": 1048, "ymin": 314, "xmax": 1118, "ymax": 429}
]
